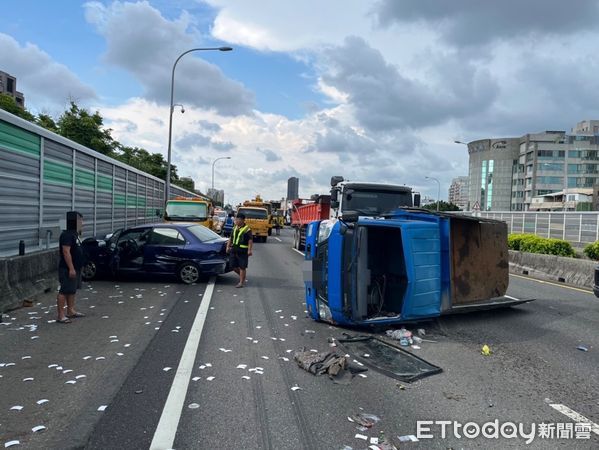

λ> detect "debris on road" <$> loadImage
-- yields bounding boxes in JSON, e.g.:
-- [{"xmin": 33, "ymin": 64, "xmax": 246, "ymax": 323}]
[
  {"xmin": 31, "ymin": 425, "xmax": 46, "ymax": 433},
  {"xmin": 337, "ymin": 334, "xmax": 442, "ymax": 382},
  {"xmin": 481, "ymin": 344, "xmax": 492, "ymax": 356},
  {"xmin": 294, "ymin": 349, "xmax": 363, "ymax": 385},
  {"xmin": 4, "ymin": 440, "xmax": 20, "ymax": 448},
  {"xmin": 188, "ymin": 403, "xmax": 199, "ymax": 409},
  {"xmin": 398, "ymin": 434, "xmax": 419, "ymax": 442},
  {"xmin": 577, "ymin": 345, "xmax": 589, "ymax": 352},
  {"xmin": 348, "ymin": 413, "xmax": 380, "ymax": 429}
]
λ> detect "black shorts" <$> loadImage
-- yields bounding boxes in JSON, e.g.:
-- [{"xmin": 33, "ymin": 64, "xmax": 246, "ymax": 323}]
[
  {"xmin": 58, "ymin": 267, "xmax": 82, "ymax": 295},
  {"xmin": 230, "ymin": 250, "xmax": 249, "ymax": 270}
]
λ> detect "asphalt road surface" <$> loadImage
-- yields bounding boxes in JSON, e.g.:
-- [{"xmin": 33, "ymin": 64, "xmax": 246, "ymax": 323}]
[{"xmin": 1, "ymin": 228, "xmax": 598, "ymax": 449}]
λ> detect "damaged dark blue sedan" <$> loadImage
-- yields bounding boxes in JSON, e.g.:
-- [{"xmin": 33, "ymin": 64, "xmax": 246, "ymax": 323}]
[{"xmin": 81, "ymin": 223, "xmax": 230, "ymax": 284}]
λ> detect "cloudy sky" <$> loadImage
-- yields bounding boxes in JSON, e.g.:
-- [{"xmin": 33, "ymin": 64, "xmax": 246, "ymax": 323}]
[{"xmin": 2, "ymin": 0, "xmax": 599, "ymax": 205}]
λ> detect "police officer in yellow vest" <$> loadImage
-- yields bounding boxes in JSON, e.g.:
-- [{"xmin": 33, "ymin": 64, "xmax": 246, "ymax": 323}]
[{"xmin": 226, "ymin": 212, "xmax": 253, "ymax": 288}]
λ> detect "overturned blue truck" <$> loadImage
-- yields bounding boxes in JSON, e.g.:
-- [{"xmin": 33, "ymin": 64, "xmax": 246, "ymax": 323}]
[{"xmin": 304, "ymin": 177, "xmax": 531, "ymax": 326}]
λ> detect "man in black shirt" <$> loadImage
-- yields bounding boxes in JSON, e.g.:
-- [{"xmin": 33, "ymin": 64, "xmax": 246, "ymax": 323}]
[
  {"xmin": 56, "ymin": 211, "xmax": 85, "ymax": 323},
  {"xmin": 226, "ymin": 213, "xmax": 253, "ymax": 288}
]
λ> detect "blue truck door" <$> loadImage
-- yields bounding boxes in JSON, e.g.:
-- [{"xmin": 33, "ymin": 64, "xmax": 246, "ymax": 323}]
[
  {"xmin": 304, "ymin": 221, "xmax": 320, "ymax": 320},
  {"xmin": 400, "ymin": 221, "xmax": 442, "ymax": 319}
]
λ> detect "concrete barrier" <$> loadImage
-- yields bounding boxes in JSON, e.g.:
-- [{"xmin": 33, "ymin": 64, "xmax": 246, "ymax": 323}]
[
  {"xmin": 509, "ymin": 250, "xmax": 597, "ymax": 289},
  {"xmin": 0, "ymin": 249, "xmax": 59, "ymax": 314}
]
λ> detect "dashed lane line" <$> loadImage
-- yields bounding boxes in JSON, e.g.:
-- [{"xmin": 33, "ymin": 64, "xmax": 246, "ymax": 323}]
[{"xmin": 549, "ymin": 403, "xmax": 599, "ymax": 436}]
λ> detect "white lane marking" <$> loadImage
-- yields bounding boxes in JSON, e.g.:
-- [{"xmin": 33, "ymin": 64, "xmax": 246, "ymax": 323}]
[
  {"xmin": 549, "ymin": 403, "xmax": 599, "ymax": 435},
  {"xmin": 292, "ymin": 248, "xmax": 304, "ymax": 257},
  {"xmin": 150, "ymin": 277, "xmax": 216, "ymax": 450},
  {"xmin": 510, "ymin": 274, "xmax": 593, "ymax": 295},
  {"xmin": 274, "ymin": 237, "xmax": 282, "ymax": 242}
]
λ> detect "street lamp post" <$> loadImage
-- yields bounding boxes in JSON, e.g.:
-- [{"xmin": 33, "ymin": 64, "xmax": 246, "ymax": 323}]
[
  {"xmin": 212, "ymin": 156, "xmax": 232, "ymax": 191},
  {"xmin": 165, "ymin": 46, "xmax": 232, "ymax": 204},
  {"xmin": 425, "ymin": 176, "xmax": 441, "ymax": 212}
]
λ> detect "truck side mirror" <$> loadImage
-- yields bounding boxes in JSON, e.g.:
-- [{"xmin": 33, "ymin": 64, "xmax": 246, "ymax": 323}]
[
  {"xmin": 330, "ymin": 176, "xmax": 344, "ymax": 187},
  {"xmin": 330, "ymin": 189, "xmax": 339, "ymax": 208},
  {"xmin": 413, "ymin": 194, "xmax": 421, "ymax": 207}
]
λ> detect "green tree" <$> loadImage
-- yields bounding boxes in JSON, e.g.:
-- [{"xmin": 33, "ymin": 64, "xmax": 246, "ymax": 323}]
[
  {"xmin": 57, "ymin": 102, "xmax": 116, "ymax": 156},
  {"xmin": 423, "ymin": 201, "xmax": 462, "ymax": 212},
  {"xmin": 36, "ymin": 113, "xmax": 59, "ymax": 133},
  {"xmin": 115, "ymin": 144, "xmax": 181, "ymax": 184},
  {"xmin": 0, "ymin": 93, "xmax": 36, "ymax": 121}
]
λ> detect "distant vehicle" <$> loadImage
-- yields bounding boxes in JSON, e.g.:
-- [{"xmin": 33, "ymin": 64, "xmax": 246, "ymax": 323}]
[
  {"xmin": 81, "ymin": 223, "xmax": 229, "ymax": 284},
  {"xmin": 213, "ymin": 210, "xmax": 227, "ymax": 234},
  {"xmin": 243, "ymin": 195, "xmax": 273, "ymax": 236},
  {"xmin": 164, "ymin": 197, "xmax": 215, "ymax": 231},
  {"xmin": 237, "ymin": 206, "xmax": 270, "ymax": 242}
]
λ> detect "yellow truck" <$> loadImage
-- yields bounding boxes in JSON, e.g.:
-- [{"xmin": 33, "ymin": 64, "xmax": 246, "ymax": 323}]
[
  {"xmin": 243, "ymin": 195, "xmax": 273, "ymax": 236},
  {"xmin": 164, "ymin": 197, "xmax": 214, "ymax": 230},
  {"xmin": 237, "ymin": 206, "xmax": 270, "ymax": 242}
]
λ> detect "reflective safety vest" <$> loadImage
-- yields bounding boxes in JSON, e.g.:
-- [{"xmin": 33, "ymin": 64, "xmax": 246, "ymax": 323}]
[{"xmin": 232, "ymin": 225, "xmax": 250, "ymax": 249}]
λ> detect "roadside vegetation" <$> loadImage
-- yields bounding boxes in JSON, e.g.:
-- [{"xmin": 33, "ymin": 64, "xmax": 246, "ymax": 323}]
[{"xmin": 507, "ymin": 233, "xmax": 576, "ymax": 257}]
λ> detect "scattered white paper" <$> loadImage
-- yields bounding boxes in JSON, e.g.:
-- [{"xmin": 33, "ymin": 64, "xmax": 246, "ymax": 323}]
[
  {"xmin": 370, "ymin": 437, "xmax": 379, "ymax": 444},
  {"xmin": 286, "ymin": 349, "xmax": 293, "ymax": 353},
  {"xmin": 363, "ymin": 354, "xmax": 370, "ymax": 358},
  {"xmin": 219, "ymin": 348, "xmax": 232, "ymax": 353},
  {"xmin": 261, "ymin": 356, "xmax": 270, "ymax": 360},
  {"xmin": 237, "ymin": 364, "xmax": 248, "ymax": 369},
  {"xmin": 32, "ymin": 425, "xmax": 46, "ymax": 433},
  {"xmin": 10, "ymin": 405, "xmax": 23, "ymax": 411},
  {"xmin": 4, "ymin": 440, "xmax": 20, "ymax": 447},
  {"xmin": 63, "ymin": 369, "xmax": 73, "ymax": 374},
  {"xmin": 206, "ymin": 376, "xmax": 215, "ymax": 381},
  {"xmin": 305, "ymin": 330, "xmax": 315, "ymax": 334},
  {"xmin": 253, "ymin": 340, "xmax": 258, "ymax": 344},
  {"xmin": 109, "ymin": 335, "xmax": 117, "ymax": 339},
  {"xmin": 192, "ymin": 376, "xmax": 201, "ymax": 381},
  {"xmin": 101, "ymin": 316, "xmax": 109, "ymax": 319},
  {"xmin": 97, "ymin": 405, "xmax": 107, "ymax": 411},
  {"xmin": 398, "ymin": 435, "xmax": 419, "ymax": 442},
  {"xmin": 242, "ymin": 376, "xmax": 251, "ymax": 380},
  {"xmin": 256, "ymin": 326, "xmax": 262, "ymax": 329},
  {"xmin": 412, "ymin": 345, "xmax": 421, "ymax": 350},
  {"xmin": 124, "ymin": 344, "xmax": 131, "ymax": 348},
  {"xmin": 110, "ymin": 339, "xmax": 119, "ymax": 343},
  {"xmin": 21, "ymin": 356, "xmax": 31, "ymax": 360},
  {"xmin": 171, "ymin": 330, "xmax": 179, "ymax": 333},
  {"xmin": 75, "ymin": 375, "xmax": 87, "ymax": 379},
  {"xmin": 65, "ymin": 380, "xmax": 76, "ymax": 385},
  {"xmin": 82, "ymin": 356, "xmax": 91, "ymax": 360},
  {"xmin": 230, "ymin": 321, "xmax": 235, "ymax": 324},
  {"xmin": 31, "ymin": 336, "xmax": 39, "ymax": 340},
  {"xmin": 291, "ymin": 386, "xmax": 302, "ymax": 391},
  {"xmin": 355, "ymin": 434, "xmax": 368, "ymax": 441},
  {"xmin": 358, "ymin": 374, "xmax": 368, "ymax": 378},
  {"xmin": 116, "ymin": 353, "xmax": 124, "ymax": 356},
  {"xmin": 48, "ymin": 363, "xmax": 59, "ymax": 368},
  {"xmin": 278, "ymin": 357, "xmax": 290, "ymax": 362},
  {"xmin": 163, "ymin": 367, "xmax": 172, "ymax": 372},
  {"xmin": 95, "ymin": 357, "xmax": 105, "ymax": 361},
  {"xmin": 188, "ymin": 403, "xmax": 199, "ymax": 409},
  {"xmin": 22, "ymin": 378, "xmax": 34, "ymax": 382},
  {"xmin": 37, "ymin": 399, "xmax": 49, "ymax": 405}
]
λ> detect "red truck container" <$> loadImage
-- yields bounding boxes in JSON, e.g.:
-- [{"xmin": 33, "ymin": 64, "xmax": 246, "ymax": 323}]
[{"xmin": 291, "ymin": 195, "xmax": 331, "ymax": 250}]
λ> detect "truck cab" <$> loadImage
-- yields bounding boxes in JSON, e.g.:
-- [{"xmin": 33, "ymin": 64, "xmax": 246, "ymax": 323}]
[
  {"xmin": 330, "ymin": 176, "xmax": 420, "ymax": 221},
  {"xmin": 164, "ymin": 197, "xmax": 214, "ymax": 230}
]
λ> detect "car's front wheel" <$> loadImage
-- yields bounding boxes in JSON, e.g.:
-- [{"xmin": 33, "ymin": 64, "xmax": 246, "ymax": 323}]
[
  {"xmin": 81, "ymin": 261, "xmax": 97, "ymax": 281},
  {"xmin": 178, "ymin": 262, "xmax": 200, "ymax": 284}
]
